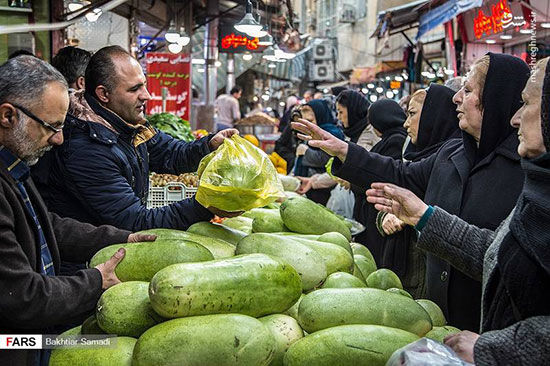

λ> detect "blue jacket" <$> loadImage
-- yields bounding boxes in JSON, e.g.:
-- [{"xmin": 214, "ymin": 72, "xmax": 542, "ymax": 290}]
[{"xmin": 35, "ymin": 93, "xmax": 213, "ymax": 232}]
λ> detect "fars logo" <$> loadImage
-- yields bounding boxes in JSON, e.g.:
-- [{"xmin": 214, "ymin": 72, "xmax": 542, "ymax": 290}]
[{"xmin": 0, "ymin": 335, "xmax": 42, "ymax": 349}]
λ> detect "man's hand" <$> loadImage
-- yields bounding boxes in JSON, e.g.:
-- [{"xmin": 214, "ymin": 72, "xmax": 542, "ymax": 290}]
[
  {"xmin": 127, "ymin": 233, "xmax": 157, "ymax": 243},
  {"xmin": 291, "ymin": 119, "xmax": 349, "ymax": 162},
  {"xmin": 366, "ymin": 183, "xmax": 429, "ymax": 227},
  {"xmin": 95, "ymin": 248, "xmax": 125, "ymax": 290},
  {"xmin": 209, "ymin": 129, "xmax": 239, "ymax": 150},
  {"xmin": 207, "ymin": 206, "xmax": 244, "ymax": 218},
  {"xmin": 296, "ymin": 176, "xmax": 313, "ymax": 194},
  {"xmin": 444, "ymin": 331, "xmax": 480, "ymax": 364},
  {"xmin": 381, "ymin": 213, "xmax": 406, "ymax": 235}
]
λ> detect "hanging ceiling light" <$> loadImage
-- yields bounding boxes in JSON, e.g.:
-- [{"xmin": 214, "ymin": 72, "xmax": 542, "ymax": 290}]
[
  {"xmin": 258, "ymin": 33, "xmax": 273, "ymax": 46},
  {"xmin": 268, "ymin": 63, "xmax": 277, "ymax": 68},
  {"xmin": 85, "ymin": 8, "xmax": 102, "ymax": 22},
  {"xmin": 177, "ymin": 27, "xmax": 191, "ymax": 46},
  {"xmin": 234, "ymin": 0, "xmax": 263, "ymax": 35},
  {"xmin": 165, "ymin": 21, "xmax": 180, "ymax": 43},
  {"xmin": 68, "ymin": 0, "xmax": 89, "ymax": 12},
  {"xmin": 247, "ymin": 26, "xmax": 268, "ymax": 38},
  {"xmin": 168, "ymin": 42, "xmax": 183, "ymax": 54},
  {"xmin": 243, "ymin": 52, "xmax": 253, "ymax": 61}
]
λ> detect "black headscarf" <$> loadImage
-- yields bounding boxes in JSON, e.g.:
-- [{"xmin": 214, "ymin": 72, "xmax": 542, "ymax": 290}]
[
  {"xmin": 368, "ymin": 98, "xmax": 407, "ymax": 136},
  {"xmin": 463, "ymin": 53, "xmax": 530, "ymax": 164},
  {"xmin": 485, "ymin": 59, "xmax": 550, "ymax": 332},
  {"xmin": 305, "ymin": 99, "xmax": 345, "ymax": 140},
  {"xmin": 336, "ymin": 90, "xmax": 370, "ymax": 143},
  {"xmin": 404, "ymin": 84, "xmax": 461, "ymax": 161}
]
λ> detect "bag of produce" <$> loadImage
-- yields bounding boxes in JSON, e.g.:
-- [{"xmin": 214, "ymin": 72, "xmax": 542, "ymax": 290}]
[{"xmin": 196, "ymin": 135, "xmax": 284, "ymax": 212}]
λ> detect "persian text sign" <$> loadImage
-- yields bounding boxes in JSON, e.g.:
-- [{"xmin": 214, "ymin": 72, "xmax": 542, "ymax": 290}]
[
  {"xmin": 218, "ymin": 25, "xmax": 266, "ymax": 53},
  {"xmin": 145, "ymin": 53, "xmax": 191, "ymax": 120},
  {"xmin": 473, "ymin": 0, "xmax": 525, "ymax": 39}
]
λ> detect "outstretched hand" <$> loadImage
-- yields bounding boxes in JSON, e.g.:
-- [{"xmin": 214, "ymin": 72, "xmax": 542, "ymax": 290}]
[
  {"xmin": 366, "ymin": 183, "xmax": 429, "ymax": 227},
  {"xmin": 291, "ymin": 119, "xmax": 349, "ymax": 162}
]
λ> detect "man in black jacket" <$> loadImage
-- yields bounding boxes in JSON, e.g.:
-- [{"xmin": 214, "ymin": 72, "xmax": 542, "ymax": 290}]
[
  {"xmin": 0, "ymin": 55, "xmax": 154, "ymax": 365},
  {"xmin": 35, "ymin": 46, "xmax": 238, "ymax": 232}
]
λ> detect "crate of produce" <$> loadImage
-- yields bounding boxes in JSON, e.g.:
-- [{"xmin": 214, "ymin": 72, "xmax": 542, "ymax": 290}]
[{"xmin": 147, "ymin": 173, "xmax": 199, "ymax": 208}]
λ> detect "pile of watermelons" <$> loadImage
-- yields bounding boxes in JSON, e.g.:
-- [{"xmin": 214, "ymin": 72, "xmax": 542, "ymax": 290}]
[{"xmin": 49, "ymin": 196, "xmax": 460, "ymax": 366}]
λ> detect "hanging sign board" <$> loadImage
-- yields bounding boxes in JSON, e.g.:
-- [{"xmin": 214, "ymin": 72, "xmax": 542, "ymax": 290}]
[
  {"xmin": 218, "ymin": 25, "xmax": 266, "ymax": 53},
  {"xmin": 463, "ymin": 0, "xmax": 527, "ymax": 41},
  {"xmin": 145, "ymin": 52, "xmax": 191, "ymax": 121}
]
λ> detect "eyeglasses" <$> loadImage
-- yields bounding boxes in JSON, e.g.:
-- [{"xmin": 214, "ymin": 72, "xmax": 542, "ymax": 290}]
[{"xmin": 11, "ymin": 104, "xmax": 64, "ymax": 134}]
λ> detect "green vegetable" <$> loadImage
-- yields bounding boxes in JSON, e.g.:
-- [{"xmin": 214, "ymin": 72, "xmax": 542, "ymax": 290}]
[
  {"xmin": 297, "ymin": 288, "xmax": 433, "ymax": 336},
  {"xmin": 147, "ymin": 113, "xmax": 194, "ymax": 142},
  {"xmin": 284, "ymin": 325, "xmax": 419, "ymax": 366},
  {"xmin": 132, "ymin": 314, "xmax": 275, "ymax": 366},
  {"xmin": 149, "ymin": 254, "xmax": 302, "ymax": 318}
]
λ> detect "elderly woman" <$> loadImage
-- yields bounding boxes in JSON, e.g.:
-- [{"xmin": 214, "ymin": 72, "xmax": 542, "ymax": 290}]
[
  {"xmin": 377, "ymin": 84, "xmax": 461, "ymax": 298},
  {"xmin": 291, "ymin": 53, "xmax": 529, "ymax": 331},
  {"xmin": 366, "ymin": 56, "xmax": 550, "ymax": 366}
]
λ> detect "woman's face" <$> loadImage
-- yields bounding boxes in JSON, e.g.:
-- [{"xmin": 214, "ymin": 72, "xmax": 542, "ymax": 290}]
[
  {"xmin": 510, "ymin": 59, "xmax": 547, "ymax": 158},
  {"xmin": 300, "ymin": 105, "xmax": 317, "ymax": 125},
  {"xmin": 336, "ymin": 102, "xmax": 349, "ymax": 127},
  {"xmin": 453, "ymin": 64, "xmax": 484, "ymax": 141},
  {"xmin": 403, "ymin": 96, "xmax": 423, "ymax": 144}
]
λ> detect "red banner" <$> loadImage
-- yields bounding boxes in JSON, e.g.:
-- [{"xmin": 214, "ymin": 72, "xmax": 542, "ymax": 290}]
[{"xmin": 145, "ymin": 52, "xmax": 191, "ymax": 121}]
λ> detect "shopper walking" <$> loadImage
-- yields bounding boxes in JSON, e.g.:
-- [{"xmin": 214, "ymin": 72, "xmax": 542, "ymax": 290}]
[{"xmin": 215, "ymin": 86, "xmax": 242, "ymax": 131}]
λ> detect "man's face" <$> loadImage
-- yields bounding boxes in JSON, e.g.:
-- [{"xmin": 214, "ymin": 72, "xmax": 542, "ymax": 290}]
[
  {"xmin": 7, "ymin": 82, "xmax": 68, "ymax": 165},
  {"xmin": 105, "ymin": 56, "xmax": 151, "ymax": 125}
]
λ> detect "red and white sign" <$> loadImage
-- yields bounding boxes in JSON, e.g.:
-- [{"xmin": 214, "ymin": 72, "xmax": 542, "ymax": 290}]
[
  {"xmin": 145, "ymin": 52, "xmax": 191, "ymax": 121},
  {"xmin": 466, "ymin": 0, "xmax": 527, "ymax": 41}
]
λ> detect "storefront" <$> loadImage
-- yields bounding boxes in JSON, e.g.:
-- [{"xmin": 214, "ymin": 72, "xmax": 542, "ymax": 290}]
[{"xmin": 458, "ymin": 0, "xmax": 550, "ymax": 68}]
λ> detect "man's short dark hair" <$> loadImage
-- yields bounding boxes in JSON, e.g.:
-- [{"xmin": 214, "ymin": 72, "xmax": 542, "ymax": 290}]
[
  {"xmin": 85, "ymin": 45, "xmax": 131, "ymax": 96},
  {"xmin": 51, "ymin": 46, "xmax": 92, "ymax": 86},
  {"xmin": 230, "ymin": 86, "xmax": 242, "ymax": 95}
]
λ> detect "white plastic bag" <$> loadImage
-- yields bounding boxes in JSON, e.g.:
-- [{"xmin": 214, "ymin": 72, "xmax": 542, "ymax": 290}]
[
  {"xmin": 326, "ymin": 185, "xmax": 355, "ymax": 219},
  {"xmin": 386, "ymin": 338, "xmax": 475, "ymax": 366}
]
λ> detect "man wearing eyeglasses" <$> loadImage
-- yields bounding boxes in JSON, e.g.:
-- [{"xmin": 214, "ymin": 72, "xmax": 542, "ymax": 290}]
[
  {"xmin": 38, "ymin": 45, "xmax": 239, "ymax": 234},
  {"xmin": 0, "ymin": 56, "xmax": 157, "ymax": 365}
]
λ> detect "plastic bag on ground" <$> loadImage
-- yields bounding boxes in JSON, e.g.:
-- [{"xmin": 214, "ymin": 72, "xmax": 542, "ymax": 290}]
[
  {"xmin": 386, "ymin": 338, "xmax": 475, "ymax": 366},
  {"xmin": 326, "ymin": 185, "xmax": 355, "ymax": 219},
  {"xmin": 196, "ymin": 135, "xmax": 285, "ymax": 212}
]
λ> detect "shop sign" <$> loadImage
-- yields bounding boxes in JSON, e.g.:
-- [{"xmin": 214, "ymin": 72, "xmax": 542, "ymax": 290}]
[
  {"xmin": 390, "ymin": 81, "xmax": 402, "ymax": 89},
  {"xmin": 472, "ymin": 0, "xmax": 526, "ymax": 39},
  {"xmin": 145, "ymin": 53, "xmax": 191, "ymax": 121},
  {"xmin": 218, "ymin": 25, "xmax": 266, "ymax": 53}
]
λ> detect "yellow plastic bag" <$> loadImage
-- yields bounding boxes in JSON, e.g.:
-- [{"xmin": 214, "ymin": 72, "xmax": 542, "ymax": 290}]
[{"xmin": 196, "ymin": 135, "xmax": 285, "ymax": 212}]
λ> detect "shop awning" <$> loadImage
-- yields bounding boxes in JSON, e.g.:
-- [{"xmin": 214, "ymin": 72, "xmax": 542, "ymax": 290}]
[
  {"xmin": 371, "ymin": 0, "xmax": 429, "ymax": 39},
  {"xmin": 350, "ymin": 61, "xmax": 406, "ymax": 84},
  {"xmin": 416, "ymin": 0, "xmax": 482, "ymax": 40}
]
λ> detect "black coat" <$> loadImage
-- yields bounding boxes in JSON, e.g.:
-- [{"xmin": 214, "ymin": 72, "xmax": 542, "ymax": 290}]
[
  {"xmin": 352, "ymin": 99, "xmax": 407, "ymax": 268},
  {"xmin": 0, "ymin": 160, "xmax": 131, "ymax": 365},
  {"xmin": 333, "ymin": 132, "xmax": 524, "ymax": 331},
  {"xmin": 352, "ymin": 129, "xmax": 405, "ymax": 258}
]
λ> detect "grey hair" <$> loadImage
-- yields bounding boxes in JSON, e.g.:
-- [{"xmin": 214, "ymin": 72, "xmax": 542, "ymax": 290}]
[
  {"xmin": 444, "ymin": 77, "xmax": 464, "ymax": 92},
  {"xmin": 0, "ymin": 55, "xmax": 68, "ymax": 109}
]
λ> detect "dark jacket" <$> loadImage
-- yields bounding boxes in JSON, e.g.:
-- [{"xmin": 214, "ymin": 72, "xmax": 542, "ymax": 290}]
[
  {"xmin": 38, "ymin": 92, "xmax": 214, "ymax": 232},
  {"xmin": 333, "ymin": 53, "xmax": 528, "ymax": 331},
  {"xmin": 334, "ymin": 134, "xmax": 523, "ymax": 331},
  {"xmin": 352, "ymin": 99, "xmax": 407, "ymax": 265},
  {"xmin": 0, "ymin": 160, "xmax": 130, "ymax": 366},
  {"xmin": 382, "ymin": 84, "xmax": 461, "ymax": 297}
]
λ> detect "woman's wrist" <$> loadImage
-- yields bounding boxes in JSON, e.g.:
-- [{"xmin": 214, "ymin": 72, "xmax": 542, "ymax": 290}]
[{"xmin": 414, "ymin": 205, "xmax": 433, "ymax": 231}]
